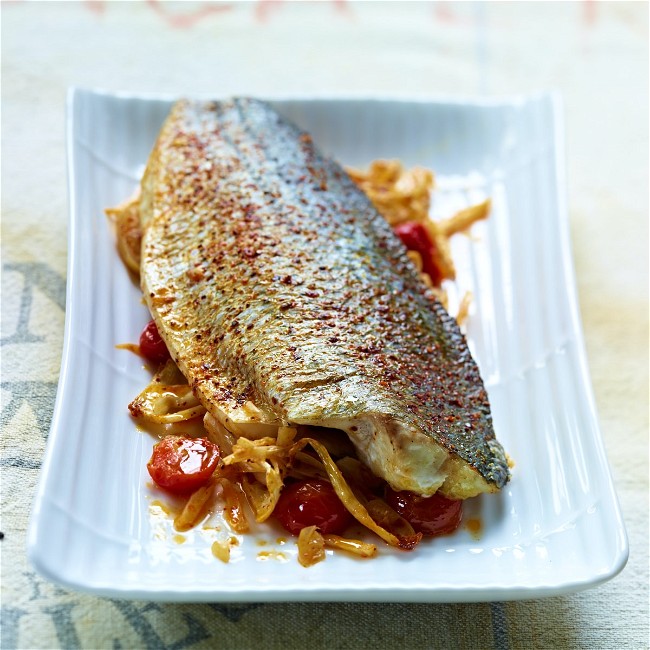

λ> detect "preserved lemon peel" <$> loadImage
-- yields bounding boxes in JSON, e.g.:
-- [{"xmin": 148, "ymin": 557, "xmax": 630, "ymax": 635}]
[
  {"xmin": 437, "ymin": 199, "xmax": 491, "ymax": 238},
  {"xmin": 216, "ymin": 476, "xmax": 250, "ymax": 533},
  {"xmin": 174, "ymin": 479, "xmax": 216, "ymax": 531},
  {"xmin": 129, "ymin": 384, "xmax": 206, "ymax": 423},
  {"xmin": 105, "ymin": 191, "xmax": 141, "ymax": 275},
  {"xmin": 297, "ymin": 526, "xmax": 326, "ymax": 567},
  {"xmin": 128, "ymin": 360, "xmax": 207, "ymax": 424},
  {"xmin": 323, "ymin": 535, "xmax": 377, "ymax": 558}
]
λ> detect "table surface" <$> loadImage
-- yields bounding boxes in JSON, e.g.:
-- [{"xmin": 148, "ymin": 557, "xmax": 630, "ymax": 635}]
[{"xmin": 1, "ymin": 2, "xmax": 648, "ymax": 648}]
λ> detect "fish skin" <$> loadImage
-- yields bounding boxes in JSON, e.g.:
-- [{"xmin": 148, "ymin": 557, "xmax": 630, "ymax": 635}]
[{"xmin": 139, "ymin": 98, "xmax": 510, "ymax": 498}]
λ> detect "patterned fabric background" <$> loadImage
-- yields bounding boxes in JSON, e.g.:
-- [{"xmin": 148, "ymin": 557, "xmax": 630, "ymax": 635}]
[{"xmin": 1, "ymin": 2, "xmax": 648, "ymax": 648}]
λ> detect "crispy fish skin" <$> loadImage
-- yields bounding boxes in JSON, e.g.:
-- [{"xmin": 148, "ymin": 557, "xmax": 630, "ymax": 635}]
[{"xmin": 139, "ymin": 98, "xmax": 509, "ymax": 499}]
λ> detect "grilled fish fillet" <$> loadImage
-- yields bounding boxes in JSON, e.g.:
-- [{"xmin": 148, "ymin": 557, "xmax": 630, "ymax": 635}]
[{"xmin": 139, "ymin": 98, "xmax": 509, "ymax": 499}]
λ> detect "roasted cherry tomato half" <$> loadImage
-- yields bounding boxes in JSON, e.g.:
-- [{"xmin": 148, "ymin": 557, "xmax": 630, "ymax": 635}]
[
  {"xmin": 139, "ymin": 319, "xmax": 170, "ymax": 365},
  {"xmin": 147, "ymin": 436, "xmax": 220, "ymax": 494},
  {"xmin": 393, "ymin": 221, "xmax": 443, "ymax": 287},
  {"xmin": 274, "ymin": 479, "xmax": 353, "ymax": 536},
  {"xmin": 384, "ymin": 487, "xmax": 462, "ymax": 536}
]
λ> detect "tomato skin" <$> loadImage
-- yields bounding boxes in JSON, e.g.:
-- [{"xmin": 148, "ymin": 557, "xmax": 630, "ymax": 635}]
[
  {"xmin": 274, "ymin": 479, "xmax": 353, "ymax": 536},
  {"xmin": 147, "ymin": 436, "xmax": 220, "ymax": 494},
  {"xmin": 384, "ymin": 488, "xmax": 462, "ymax": 536},
  {"xmin": 393, "ymin": 221, "xmax": 443, "ymax": 287},
  {"xmin": 139, "ymin": 319, "xmax": 170, "ymax": 365}
]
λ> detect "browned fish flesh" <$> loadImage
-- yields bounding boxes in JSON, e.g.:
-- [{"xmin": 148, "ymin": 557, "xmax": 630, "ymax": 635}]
[{"xmin": 138, "ymin": 98, "xmax": 510, "ymax": 499}]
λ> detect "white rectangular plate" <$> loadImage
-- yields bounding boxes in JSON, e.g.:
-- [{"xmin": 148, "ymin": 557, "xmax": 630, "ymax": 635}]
[{"xmin": 28, "ymin": 88, "xmax": 628, "ymax": 602}]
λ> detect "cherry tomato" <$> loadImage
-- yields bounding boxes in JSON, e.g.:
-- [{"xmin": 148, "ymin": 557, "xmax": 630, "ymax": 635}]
[
  {"xmin": 139, "ymin": 319, "xmax": 170, "ymax": 365},
  {"xmin": 147, "ymin": 436, "xmax": 220, "ymax": 494},
  {"xmin": 274, "ymin": 479, "xmax": 353, "ymax": 536},
  {"xmin": 384, "ymin": 487, "xmax": 462, "ymax": 536},
  {"xmin": 393, "ymin": 221, "xmax": 443, "ymax": 287}
]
